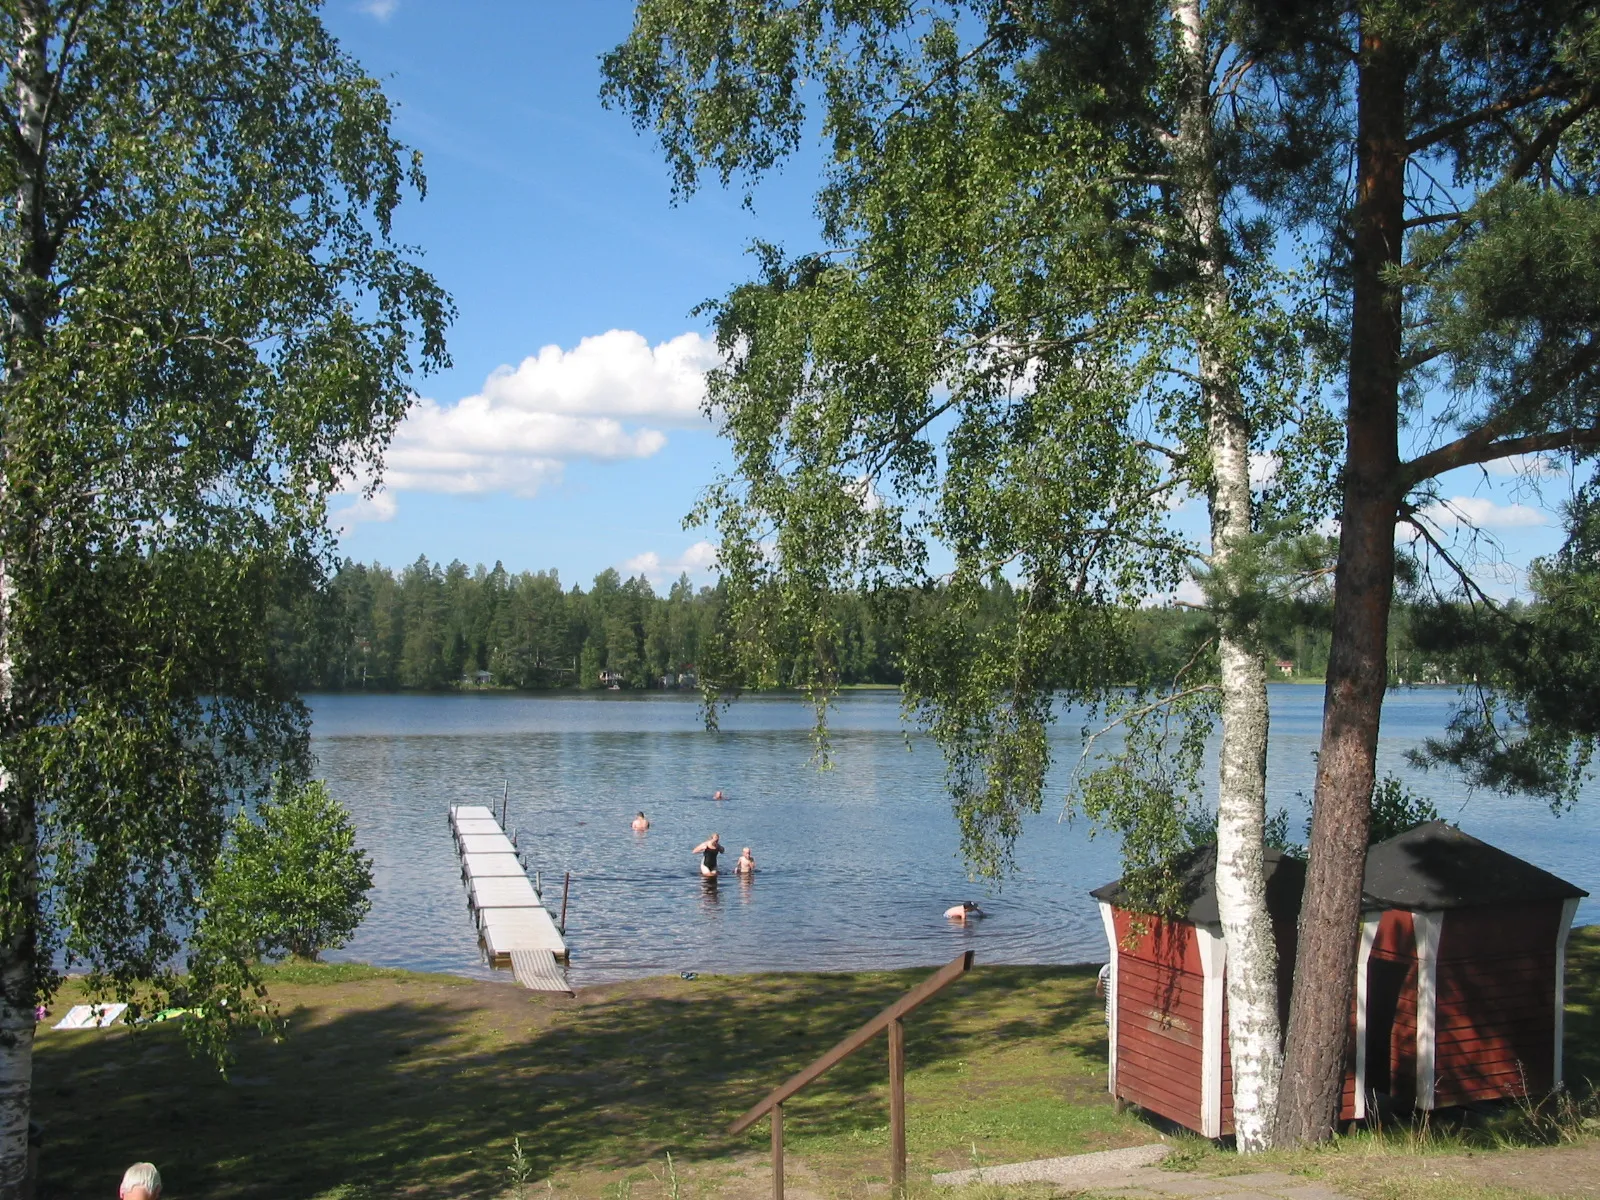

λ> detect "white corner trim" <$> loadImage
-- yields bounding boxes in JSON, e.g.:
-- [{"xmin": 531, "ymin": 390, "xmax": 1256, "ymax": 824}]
[
  {"xmin": 1353, "ymin": 913, "xmax": 1382, "ymax": 1120},
  {"xmin": 1555, "ymin": 897, "xmax": 1580, "ymax": 1088},
  {"xmin": 1098, "ymin": 901, "xmax": 1120, "ymax": 1096},
  {"xmin": 1196, "ymin": 922, "xmax": 1228, "ymax": 1138},
  {"xmin": 1412, "ymin": 911, "xmax": 1443, "ymax": 1110}
]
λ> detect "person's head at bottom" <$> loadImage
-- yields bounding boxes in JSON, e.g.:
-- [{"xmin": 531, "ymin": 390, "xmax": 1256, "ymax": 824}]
[{"xmin": 120, "ymin": 1162, "xmax": 161, "ymax": 1200}]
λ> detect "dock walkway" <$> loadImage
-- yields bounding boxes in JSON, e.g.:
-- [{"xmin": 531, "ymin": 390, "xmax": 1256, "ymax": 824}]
[{"xmin": 449, "ymin": 805, "xmax": 570, "ymax": 994}]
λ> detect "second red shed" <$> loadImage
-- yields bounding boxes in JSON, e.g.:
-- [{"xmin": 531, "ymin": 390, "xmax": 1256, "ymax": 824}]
[{"xmin": 1092, "ymin": 822, "xmax": 1587, "ymax": 1137}]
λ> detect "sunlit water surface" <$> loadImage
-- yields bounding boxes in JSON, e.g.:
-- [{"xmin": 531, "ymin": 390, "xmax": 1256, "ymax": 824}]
[{"xmin": 310, "ymin": 687, "xmax": 1600, "ymax": 986}]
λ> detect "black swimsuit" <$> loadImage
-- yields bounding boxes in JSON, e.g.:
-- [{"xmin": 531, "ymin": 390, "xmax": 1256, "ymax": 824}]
[{"xmin": 702, "ymin": 844, "xmax": 724, "ymax": 872}]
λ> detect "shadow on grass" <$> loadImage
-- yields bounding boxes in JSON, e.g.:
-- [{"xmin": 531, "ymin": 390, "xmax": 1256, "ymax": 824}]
[{"xmin": 35, "ymin": 961, "xmax": 1107, "ymax": 1199}]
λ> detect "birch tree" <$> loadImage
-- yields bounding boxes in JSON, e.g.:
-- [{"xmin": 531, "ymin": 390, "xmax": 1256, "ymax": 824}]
[
  {"xmin": 605, "ymin": 0, "xmax": 1338, "ymax": 1149},
  {"xmin": 0, "ymin": 3, "xmax": 449, "ymax": 1192}
]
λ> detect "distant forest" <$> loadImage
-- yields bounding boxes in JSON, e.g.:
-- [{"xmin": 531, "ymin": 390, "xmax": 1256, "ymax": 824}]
[{"xmin": 271, "ymin": 557, "xmax": 1460, "ymax": 693}]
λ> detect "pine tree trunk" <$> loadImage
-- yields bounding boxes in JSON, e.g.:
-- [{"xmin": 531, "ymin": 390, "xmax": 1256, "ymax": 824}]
[
  {"xmin": 1172, "ymin": 0, "xmax": 1281, "ymax": 1151},
  {"xmin": 1274, "ymin": 22, "xmax": 1407, "ymax": 1147},
  {"xmin": 0, "ymin": 5, "xmax": 49, "ymax": 1194}
]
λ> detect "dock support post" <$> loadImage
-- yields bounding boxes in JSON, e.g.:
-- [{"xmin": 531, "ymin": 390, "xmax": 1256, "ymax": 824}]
[
  {"xmin": 889, "ymin": 1016, "xmax": 906, "ymax": 1194},
  {"xmin": 559, "ymin": 871, "xmax": 571, "ymax": 933},
  {"xmin": 771, "ymin": 1102, "xmax": 784, "ymax": 1200}
]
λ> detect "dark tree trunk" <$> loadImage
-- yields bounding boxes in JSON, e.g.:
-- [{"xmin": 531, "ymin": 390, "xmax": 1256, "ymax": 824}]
[{"xmin": 1274, "ymin": 21, "xmax": 1407, "ymax": 1147}]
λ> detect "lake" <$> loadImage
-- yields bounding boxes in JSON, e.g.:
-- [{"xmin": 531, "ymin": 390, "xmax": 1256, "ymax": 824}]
[{"xmin": 310, "ymin": 686, "xmax": 1599, "ymax": 986}]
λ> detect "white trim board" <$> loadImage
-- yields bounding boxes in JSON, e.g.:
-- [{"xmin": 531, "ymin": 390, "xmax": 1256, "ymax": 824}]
[
  {"xmin": 1097, "ymin": 902, "xmax": 1119, "ymax": 1097},
  {"xmin": 1196, "ymin": 923, "xmax": 1228, "ymax": 1138},
  {"xmin": 1412, "ymin": 911, "xmax": 1443, "ymax": 1110},
  {"xmin": 1353, "ymin": 914, "xmax": 1381, "ymax": 1120}
]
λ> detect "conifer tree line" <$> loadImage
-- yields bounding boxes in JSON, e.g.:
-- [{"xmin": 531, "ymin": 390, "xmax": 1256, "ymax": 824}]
[{"xmin": 272, "ymin": 556, "xmax": 1474, "ymax": 693}]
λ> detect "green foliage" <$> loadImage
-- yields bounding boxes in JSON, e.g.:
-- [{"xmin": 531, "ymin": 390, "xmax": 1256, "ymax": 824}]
[
  {"xmin": 1367, "ymin": 775, "xmax": 1440, "ymax": 845},
  {"xmin": 199, "ymin": 779, "xmax": 374, "ymax": 964},
  {"xmin": 0, "ymin": 0, "xmax": 449, "ymax": 1045},
  {"xmin": 603, "ymin": 0, "xmax": 1341, "ymax": 879},
  {"xmin": 1411, "ymin": 492, "xmax": 1600, "ymax": 805}
]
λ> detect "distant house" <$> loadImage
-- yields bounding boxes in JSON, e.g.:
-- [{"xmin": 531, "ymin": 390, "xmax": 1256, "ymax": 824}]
[
  {"xmin": 1275, "ymin": 659, "xmax": 1294, "ymax": 676},
  {"xmin": 599, "ymin": 668, "xmax": 624, "ymax": 688},
  {"xmin": 462, "ymin": 669, "xmax": 492, "ymax": 686},
  {"xmin": 677, "ymin": 669, "xmax": 698, "ymax": 689}
]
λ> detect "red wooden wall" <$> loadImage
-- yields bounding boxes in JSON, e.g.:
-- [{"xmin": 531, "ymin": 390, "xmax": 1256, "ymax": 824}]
[
  {"xmin": 1434, "ymin": 902, "xmax": 1561, "ymax": 1105},
  {"xmin": 1108, "ymin": 900, "xmax": 1564, "ymax": 1132},
  {"xmin": 1111, "ymin": 909, "xmax": 1205, "ymax": 1132}
]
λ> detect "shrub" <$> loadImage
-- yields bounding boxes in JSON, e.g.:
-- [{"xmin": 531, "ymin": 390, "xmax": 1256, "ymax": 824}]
[{"xmin": 202, "ymin": 779, "xmax": 374, "ymax": 961}]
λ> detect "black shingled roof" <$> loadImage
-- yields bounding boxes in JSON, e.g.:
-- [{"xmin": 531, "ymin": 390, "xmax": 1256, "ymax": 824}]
[
  {"xmin": 1361, "ymin": 820, "xmax": 1587, "ymax": 911},
  {"xmin": 1089, "ymin": 821, "xmax": 1587, "ymax": 922},
  {"xmin": 1089, "ymin": 843, "xmax": 1307, "ymax": 924}
]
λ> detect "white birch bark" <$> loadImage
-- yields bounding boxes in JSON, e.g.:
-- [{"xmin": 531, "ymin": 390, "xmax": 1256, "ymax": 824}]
[
  {"xmin": 0, "ymin": 5, "xmax": 48, "ymax": 1194},
  {"xmin": 1172, "ymin": 0, "xmax": 1282, "ymax": 1151}
]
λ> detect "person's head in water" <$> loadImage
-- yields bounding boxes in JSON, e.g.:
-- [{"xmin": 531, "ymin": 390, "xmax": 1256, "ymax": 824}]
[
  {"xmin": 631, "ymin": 811, "xmax": 648, "ymax": 830},
  {"xmin": 713, "ymin": 789, "xmax": 725, "ymax": 801}
]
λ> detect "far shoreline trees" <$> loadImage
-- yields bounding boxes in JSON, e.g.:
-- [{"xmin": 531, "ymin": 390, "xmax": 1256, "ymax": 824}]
[{"xmin": 274, "ymin": 555, "xmax": 1488, "ymax": 694}]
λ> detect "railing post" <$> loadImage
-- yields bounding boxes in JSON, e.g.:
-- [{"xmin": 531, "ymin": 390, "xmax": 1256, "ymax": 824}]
[
  {"xmin": 889, "ymin": 1016, "xmax": 906, "ymax": 1194},
  {"xmin": 771, "ymin": 1101, "xmax": 784, "ymax": 1200}
]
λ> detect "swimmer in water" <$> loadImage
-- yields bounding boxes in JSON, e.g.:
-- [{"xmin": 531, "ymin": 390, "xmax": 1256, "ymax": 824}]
[
  {"xmin": 631, "ymin": 812, "xmax": 649, "ymax": 831},
  {"xmin": 693, "ymin": 833, "xmax": 727, "ymax": 877},
  {"xmin": 945, "ymin": 901, "xmax": 983, "ymax": 923},
  {"xmin": 734, "ymin": 846, "xmax": 756, "ymax": 875},
  {"xmin": 713, "ymin": 789, "xmax": 725, "ymax": 801}
]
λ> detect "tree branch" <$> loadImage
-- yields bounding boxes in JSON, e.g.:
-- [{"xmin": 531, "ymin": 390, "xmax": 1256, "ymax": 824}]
[
  {"xmin": 1402, "ymin": 425, "xmax": 1600, "ymax": 487},
  {"xmin": 1407, "ymin": 79, "xmax": 1578, "ymax": 155}
]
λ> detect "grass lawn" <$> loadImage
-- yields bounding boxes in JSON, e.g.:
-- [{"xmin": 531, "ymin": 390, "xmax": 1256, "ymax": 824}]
[
  {"xmin": 34, "ymin": 959, "xmax": 1147, "ymax": 1198},
  {"xmin": 31, "ymin": 928, "xmax": 1600, "ymax": 1199}
]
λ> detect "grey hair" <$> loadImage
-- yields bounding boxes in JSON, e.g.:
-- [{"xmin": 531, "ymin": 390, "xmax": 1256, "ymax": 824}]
[{"xmin": 120, "ymin": 1162, "xmax": 161, "ymax": 1196}]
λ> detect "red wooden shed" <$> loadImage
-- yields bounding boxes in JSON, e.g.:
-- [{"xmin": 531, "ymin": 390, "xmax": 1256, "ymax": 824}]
[
  {"xmin": 1091, "ymin": 822, "xmax": 1586, "ymax": 1138},
  {"xmin": 1352, "ymin": 821, "xmax": 1587, "ymax": 1115}
]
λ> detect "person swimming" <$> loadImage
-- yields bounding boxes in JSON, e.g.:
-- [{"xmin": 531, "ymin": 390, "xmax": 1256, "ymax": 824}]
[
  {"xmin": 734, "ymin": 846, "xmax": 756, "ymax": 875},
  {"xmin": 693, "ymin": 833, "xmax": 727, "ymax": 877},
  {"xmin": 631, "ymin": 812, "xmax": 649, "ymax": 831},
  {"xmin": 945, "ymin": 901, "xmax": 983, "ymax": 923},
  {"xmin": 712, "ymin": 789, "xmax": 725, "ymax": 801}
]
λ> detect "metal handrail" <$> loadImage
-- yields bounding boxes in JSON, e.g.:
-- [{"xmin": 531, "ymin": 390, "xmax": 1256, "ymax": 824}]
[{"xmin": 728, "ymin": 950, "xmax": 974, "ymax": 1198}]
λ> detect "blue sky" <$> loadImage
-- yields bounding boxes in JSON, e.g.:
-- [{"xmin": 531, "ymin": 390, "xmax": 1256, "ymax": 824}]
[
  {"xmin": 322, "ymin": 1, "xmax": 1578, "ymax": 599},
  {"xmin": 321, "ymin": 0, "xmax": 822, "ymax": 587}
]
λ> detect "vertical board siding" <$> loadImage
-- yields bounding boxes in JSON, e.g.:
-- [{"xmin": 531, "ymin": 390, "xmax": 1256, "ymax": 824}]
[{"xmin": 1434, "ymin": 904, "xmax": 1561, "ymax": 1105}]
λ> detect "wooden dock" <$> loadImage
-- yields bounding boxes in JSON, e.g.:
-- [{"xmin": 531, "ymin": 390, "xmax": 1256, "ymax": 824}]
[{"xmin": 449, "ymin": 804, "xmax": 570, "ymax": 994}]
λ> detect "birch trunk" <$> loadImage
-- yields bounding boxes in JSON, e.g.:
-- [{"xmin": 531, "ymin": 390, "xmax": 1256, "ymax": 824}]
[
  {"xmin": 1172, "ymin": 0, "xmax": 1281, "ymax": 1151},
  {"xmin": 0, "ymin": 5, "xmax": 49, "ymax": 1194}
]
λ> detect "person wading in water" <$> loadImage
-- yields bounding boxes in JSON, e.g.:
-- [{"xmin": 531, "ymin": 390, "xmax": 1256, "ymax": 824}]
[{"xmin": 693, "ymin": 833, "xmax": 727, "ymax": 877}]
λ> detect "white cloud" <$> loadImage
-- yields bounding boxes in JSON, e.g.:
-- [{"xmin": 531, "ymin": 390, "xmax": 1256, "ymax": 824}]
[
  {"xmin": 381, "ymin": 330, "xmax": 718, "ymax": 497},
  {"xmin": 479, "ymin": 330, "xmax": 718, "ymax": 425},
  {"xmin": 622, "ymin": 540, "xmax": 720, "ymax": 585},
  {"xmin": 358, "ymin": 0, "xmax": 397, "ymax": 19},
  {"xmin": 1416, "ymin": 495, "xmax": 1549, "ymax": 531},
  {"xmin": 333, "ymin": 489, "xmax": 397, "ymax": 535}
]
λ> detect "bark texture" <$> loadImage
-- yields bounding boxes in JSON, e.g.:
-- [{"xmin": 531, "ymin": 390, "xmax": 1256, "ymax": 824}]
[
  {"xmin": 0, "ymin": 5, "xmax": 48, "ymax": 1194},
  {"xmin": 1173, "ymin": 0, "xmax": 1281, "ymax": 1151},
  {"xmin": 1274, "ymin": 24, "xmax": 1407, "ymax": 1147}
]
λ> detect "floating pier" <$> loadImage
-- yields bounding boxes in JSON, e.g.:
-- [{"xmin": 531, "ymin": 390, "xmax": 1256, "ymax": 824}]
[{"xmin": 449, "ymin": 804, "xmax": 570, "ymax": 994}]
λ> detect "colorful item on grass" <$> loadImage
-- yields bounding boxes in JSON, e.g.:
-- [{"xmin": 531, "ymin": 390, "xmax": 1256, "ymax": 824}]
[{"xmin": 53, "ymin": 1003, "xmax": 127, "ymax": 1029}]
